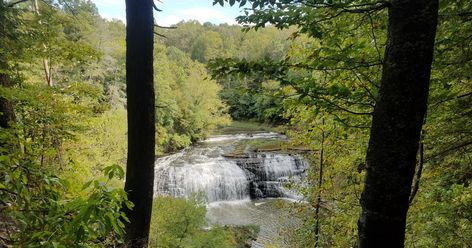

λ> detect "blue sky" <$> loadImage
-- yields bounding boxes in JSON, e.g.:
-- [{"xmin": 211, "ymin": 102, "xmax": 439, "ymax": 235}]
[{"xmin": 91, "ymin": 0, "xmax": 242, "ymax": 26}]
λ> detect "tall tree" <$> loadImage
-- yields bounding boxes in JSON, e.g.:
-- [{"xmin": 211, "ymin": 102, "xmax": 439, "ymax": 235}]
[
  {"xmin": 0, "ymin": 1, "xmax": 19, "ymax": 129},
  {"xmin": 123, "ymin": 0, "xmax": 155, "ymax": 246},
  {"xmin": 0, "ymin": 63, "xmax": 15, "ymax": 129},
  {"xmin": 357, "ymin": 0, "xmax": 438, "ymax": 247}
]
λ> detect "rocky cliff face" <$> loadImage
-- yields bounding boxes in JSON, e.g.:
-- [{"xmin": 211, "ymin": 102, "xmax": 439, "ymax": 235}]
[{"xmin": 234, "ymin": 153, "xmax": 308, "ymax": 199}]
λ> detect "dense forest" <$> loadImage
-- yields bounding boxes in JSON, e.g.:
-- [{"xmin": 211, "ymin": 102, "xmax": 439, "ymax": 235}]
[{"xmin": 0, "ymin": 0, "xmax": 471, "ymax": 247}]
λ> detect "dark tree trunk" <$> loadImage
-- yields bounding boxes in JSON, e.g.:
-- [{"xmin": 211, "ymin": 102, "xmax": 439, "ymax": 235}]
[
  {"xmin": 0, "ymin": 65, "xmax": 17, "ymax": 155},
  {"xmin": 0, "ymin": 65, "xmax": 16, "ymax": 129},
  {"xmin": 357, "ymin": 0, "xmax": 438, "ymax": 247},
  {"xmin": 314, "ymin": 119, "xmax": 324, "ymax": 248},
  {"xmin": 123, "ymin": 0, "xmax": 155, "ymax": 246}
]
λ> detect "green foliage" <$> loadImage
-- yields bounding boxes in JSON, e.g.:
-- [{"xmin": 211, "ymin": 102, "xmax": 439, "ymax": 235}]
[
  {"xmin": 213, "ymin": 120, "xmax": 276, "ymax": 134},
  {"xmin": 160, "ymin": 21, "xmax": 294, "ymax": 123},
  {"xmin": 154, "ymin": 42, "xmax": 231, "ymax": 153},
  {"xmin": 407, "ymin": 180, "xmax": 472, "ymax": 247},
  {"xmin": 0, "ymin": 3, "xmax": 130, "ymax": 247},
  {"xmin": 279, "ymin": 112, "xmax": 366, "ymax": 247},
  {"xmin": 64, "ymin": 109, "xmax": 127, "ymax": 192},
  {"xmin": 191, "ymin": 30, "xmax": 224, "ymax": 62},
  {"xmin": 0, "ymin": 135, "xmax": 131, "ymax": 247},
  {"xmin": 149, "ymin": 196, "xmax": 235, "ymax": 248},
  {"xmin": 230, "ymin": 225, "xmax": 260, "ymax": 248}
]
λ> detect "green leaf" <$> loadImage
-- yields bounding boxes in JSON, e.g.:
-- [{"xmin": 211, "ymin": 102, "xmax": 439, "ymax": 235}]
[
  {"xmin": 82, "ymin": 180, "xmax": 93, "ymax": 190},
  {"xmin": 124, "ymin": 200, "xmax": 134, "ymax": 210}
]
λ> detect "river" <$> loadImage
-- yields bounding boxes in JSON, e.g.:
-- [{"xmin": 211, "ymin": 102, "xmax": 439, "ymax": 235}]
[{"xmin": 154, "ymin": 132, "xmax": 308, "ymax": 247}]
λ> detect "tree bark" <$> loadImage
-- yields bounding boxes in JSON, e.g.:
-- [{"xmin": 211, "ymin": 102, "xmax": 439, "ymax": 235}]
[
  {"xmin": 43, "ymin": 58, "xmax": 53, "ymax": 87},
  {"xmin": 357, "ymin": 0, "xmax": 438, "ymax": 247},
  {"xmin": 32, "ymin": 2, "xmax": 54, "ymax": 87},
  {"xmin": 0, "ymin": 74, "xmax": 15, "ymax": 129},
  {"xmin": 0, "ymin": 60, "xmax": 16, "ymax": 129},
  {"xmin": 32, "ymin": 0, "xmax": 39, "ymax": 14},
  {"xmin": 409, "ymin": 128, "xmax": 425, "ymax": 205},
  {"xmin": 123, "ymin": 0, "xmax": 155, "ymax": 246},
  {"xmin": 314, "ymin": 119, "xmax": 324, "ymax": 248}
]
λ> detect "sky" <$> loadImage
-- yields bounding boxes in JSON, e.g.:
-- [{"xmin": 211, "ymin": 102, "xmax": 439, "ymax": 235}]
[{"xmin": 91, "ymin": 0, "xmax": 242, "ymax": 26}]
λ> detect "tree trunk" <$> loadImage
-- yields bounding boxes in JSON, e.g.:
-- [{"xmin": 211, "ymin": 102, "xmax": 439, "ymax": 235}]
[
  {"xmin": 43, "ymin": 58, "xmax": 53, "ymax": 87},
  {"xmin": 0, "ymin": 61, "xmax": 16, "ymax": 129},
  {"xmin": 123, "ymin": 0, "xmax": 155, "ymax": 246},
  {"xmin": 409, "ymin": 127, "xmax": 425, "ymax": 205},
  {"xmin": 33, "ymin": 1, "xmax": 54, "ymax": 88},
  {"xmin": 32, "ymin": 0, "xmax": 39, "ymax": 14},
  {"xmin": 357, "ymin": 0, "xmax": 438, "ymax": 247},
  {"xmin": 0, "ymin": 75, "xmax": 15, "ymax": 129},
  {"xmin": 314, "ymin": 119, "xmax": 324, "ymax": 248}
]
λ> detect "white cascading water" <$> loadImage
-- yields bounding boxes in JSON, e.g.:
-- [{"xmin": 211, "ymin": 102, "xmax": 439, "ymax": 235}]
[
  {"xmin": 243, "ymin": 153, "xmax": 309, "ymax": 181},
  {"xmin": 154, "ymin": 133, "xmax": 308, "ymax": 202},
  {"xmin": 155, "ymin": 156, "xmax": 249, "ymax": 202}
]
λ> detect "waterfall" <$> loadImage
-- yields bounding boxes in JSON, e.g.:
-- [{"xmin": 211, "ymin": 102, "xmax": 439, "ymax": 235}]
[
  {"xmin": 154, "ymin": 146, "xmax": 251, "ymax": 202},
  {"xmin": 154, "ymin": 133, "xmax": 309, "ymax": 202},
  {"xmin": 239, "ymin": 153, "xmax": 309, "ymax": 181},
  {"xmin": 155, "ymin": 158, "xmax": 249, "ymax": 202}
]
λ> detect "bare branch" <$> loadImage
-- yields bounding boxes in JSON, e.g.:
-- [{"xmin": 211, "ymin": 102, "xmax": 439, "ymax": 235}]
[
  {"xmin": 152, "ymin": 1, "xmax": 162, "ymax": 12},
  {"xmin": 332, "ymin": 114, "xmax": 371, "ymax": 129},
  {"xmin": 297, "ymin": 0, "xmax": 390, "ymax": 14},
  {"xmin": 368, "ymin": 14, "xmax": 383, "ymax": 63},
  {"xmin": 7, "ymin": 0, "xmax": 28, "ymax": 7},
  {"xmin": 431, "ymin": 91, "xmax": 472, "ymax": 107},
  {"xmin": 153, "ymin": 31, "xmax": 167, "ymax": 38},
  {"xmin": 351, "ymin": 70, "xmax": 377, "ymax": 104},
  {"xmin": 426, "ymin": 140, "xmax": 472, "ymax": 161},
  {"xmin": 292, "ymin": 61, "xmax": 382, "ymax": 71}
]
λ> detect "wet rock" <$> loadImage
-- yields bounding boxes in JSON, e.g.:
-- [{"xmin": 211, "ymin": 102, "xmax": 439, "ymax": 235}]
[
  {"xmin": 234, "ymin": 153, "xmax": 308, "ymax": 199},
  {"xmin": 249, "ymin": 182, "xmax": 264, "ymax": 199},
  {"xmin": 257, "ymin": 181, "xmax": 285, "ymax": 198}
]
